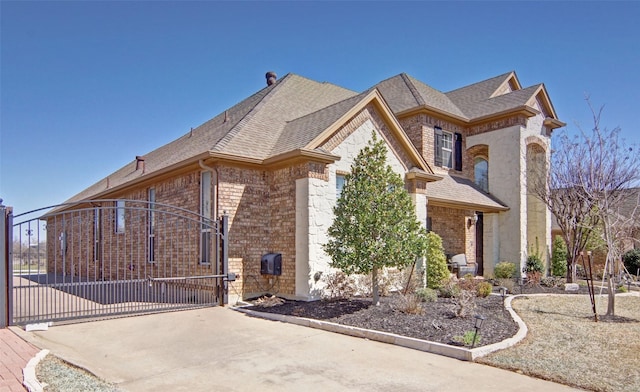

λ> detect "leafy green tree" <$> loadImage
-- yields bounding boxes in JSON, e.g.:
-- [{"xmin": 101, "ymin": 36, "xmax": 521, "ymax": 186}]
[
  {"xmin": 324, "ymin": 133, "xmax": 428, "ymax": 305},
  {"xmin": 425, "ymin": 232, "xmax": 449, "ymax": 289}
]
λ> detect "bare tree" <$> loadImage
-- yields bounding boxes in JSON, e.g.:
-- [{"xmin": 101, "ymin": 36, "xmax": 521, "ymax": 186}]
[
  {"xmin": 530, "ymin": 128, "xmax": 599, "ymax": 283},
  {"xmin": 576, "ymin": 102, "xmax": 640, "ymax": 316},
  {"xmin": 531, "ymin": 101, "xmax": 640, "ymax": 293}
]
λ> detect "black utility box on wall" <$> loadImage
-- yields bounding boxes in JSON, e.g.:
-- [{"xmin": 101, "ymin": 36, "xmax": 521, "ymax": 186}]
[{"xmin": 261, "ymin": 253, "xmax": 282, "ymax": 275}]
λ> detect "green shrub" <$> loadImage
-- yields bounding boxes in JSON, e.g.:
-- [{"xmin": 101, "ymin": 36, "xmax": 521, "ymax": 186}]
[
  {"xmin": 526, "ymin": 255, "xmax": 544, "ymax": 274},
  {"xmin": 622, "ymin": 249, "xmax": 640, "ymax": 276},
  {"xmin": 527, "ymin": 238, "xmax": 545, "ymax": 275},
  {"xmin": 551, "ymin": 236, "xmax": 568, "ymax": 277},
  {"xmin": 425, "ymin": 232, "xmax": 450, "ymax": 289},
  {"xmin": 494, "ymin": 261, "xmax": 517, "ymax": 279},
  {"xmin": 477, "ymin": 282, "xmax": 492, "ymax": 297},
  {"xmin": 416, "ymin": 287, "xmax": 437, "ymax": 302},
  {"xmin": 617, "ymin": 284, "xmax": 628, "ymax": 293}
]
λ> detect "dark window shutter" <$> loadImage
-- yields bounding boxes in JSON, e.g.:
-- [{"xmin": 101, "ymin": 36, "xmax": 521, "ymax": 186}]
[
  {"xmin": 454, "ymin": 133, "xmax": 463, "ymax": 171},
  {"xmin": 434, "ymin": 127, "xmax": 443, "ymax": 167}
]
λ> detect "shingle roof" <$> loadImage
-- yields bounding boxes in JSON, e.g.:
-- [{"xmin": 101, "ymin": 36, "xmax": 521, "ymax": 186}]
[
  {"xmin": 373, "ymin": 74, "xmax": 466, "ymax": 118},
  {"xmin": 66, "ymin": 74, "xmax": 356, "ymax": 202},
  {"xmin": 64, "ymin": 71, "xmax": 558, "ymax": 207},
  {"xmin": 373, "ymin": 71, "xmax": 548, "ymax": 123},
  {"xmin": 424, "ymin": 174, "xmax": 508, "ymax": 212},
  {"xmin": 214, "ymin": 74, "xmax": 357, "ymax": 159},
  {"xmin": 445, "ymin": 71, "xmax": 515, "ymax": 111},
  {"xmin": 619, "ymin": 188, "xmax": 640, "ymax": 221},
  {"xmin": 273, "ymin": 92, "xmax": 369, "ymax": 156},
  {"xmin": 456, "ymin": 84, "xmax": 542, "ymax": 119}
]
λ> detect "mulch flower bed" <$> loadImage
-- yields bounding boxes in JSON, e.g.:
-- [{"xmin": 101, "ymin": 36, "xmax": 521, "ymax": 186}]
[{"xmin": 245, "ymin": 284, "xmax": 598, "ymax": 347}]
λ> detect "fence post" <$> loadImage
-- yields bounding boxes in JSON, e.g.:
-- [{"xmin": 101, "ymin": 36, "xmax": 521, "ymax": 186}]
[
  {"xmin": 220, "ymin": 212, "xmax": 229, "ymax": 305},
  {"xmin": 0, "ymin": 200, "xmax": 13, "ymax": 327}
]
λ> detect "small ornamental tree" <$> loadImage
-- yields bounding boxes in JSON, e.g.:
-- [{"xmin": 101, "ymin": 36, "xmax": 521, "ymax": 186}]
[
  {"xmin": 323, "ymin": 133, "xmax": 428, "ymax": 305},
  {"xmin": 425, "ymin": 232, "xmax": 449, "ymax": 289},
  {"xmin": 551, "ymin": 236, "xmax": 568, "ymax": 277}
]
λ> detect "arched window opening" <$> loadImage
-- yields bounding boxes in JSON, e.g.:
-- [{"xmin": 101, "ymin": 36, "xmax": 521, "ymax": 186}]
[{"xmin": 474, "ymin": 157, "xmax": 488, "ymax": 192}]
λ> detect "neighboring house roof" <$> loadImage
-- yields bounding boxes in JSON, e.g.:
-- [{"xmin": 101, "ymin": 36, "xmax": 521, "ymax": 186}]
[
  {"xmin": 424, "ymin": 174, "xmax": 509, "ymax": 212},
  {"xmin": 618, "ymin": 188, "xmax": 640, "ymax": 221},
  {"xmin": 551, "ymin": 187, "xmax": 640, "ymax": 232}
]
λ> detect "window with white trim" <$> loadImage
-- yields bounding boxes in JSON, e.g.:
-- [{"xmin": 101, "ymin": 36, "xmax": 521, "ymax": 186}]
[{"xmin": 434, "ymin": 127, "xmax": 453, "ymax": 168}]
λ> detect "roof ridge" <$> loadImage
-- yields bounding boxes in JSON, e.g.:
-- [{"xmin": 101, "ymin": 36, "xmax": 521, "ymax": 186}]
[
  {"xmin": 446, "ymin": 71, "xmax": 514, "ymax": 95},
  {"xmin": 401, "ymin": 73, "xmax": 426, "ymax": 106},
  {"xmin": 212, "ymin": 73, "xmax": 294, "ymax": 152},
  {"xmin": 284, "ymin": 90, "xmax": 366, "ymax": 125},
  {"xmin": 481, "ymin": 83, "xmax": 541, "ymax": 102}
]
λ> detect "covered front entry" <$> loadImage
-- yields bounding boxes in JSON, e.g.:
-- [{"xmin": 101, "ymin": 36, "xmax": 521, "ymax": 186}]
[{"xmin": 1, "ymin": 200, "xmax": 230, "ymax": 327}]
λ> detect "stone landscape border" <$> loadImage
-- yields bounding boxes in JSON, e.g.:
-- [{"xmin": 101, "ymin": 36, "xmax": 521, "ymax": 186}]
[{"xmin": 233, "ymin": 293, "xmax": 529, "ymax": 361}]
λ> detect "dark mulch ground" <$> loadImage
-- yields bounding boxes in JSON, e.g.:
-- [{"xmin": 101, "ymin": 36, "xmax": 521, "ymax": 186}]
[{"xmin": 244, "ymin": 284, "xmax": 599, "ymax": 347}]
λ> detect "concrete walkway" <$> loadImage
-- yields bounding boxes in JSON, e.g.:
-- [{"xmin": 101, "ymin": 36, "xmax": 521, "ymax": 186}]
[
  {"xmin": 0, "ymin": 328, "xmax": 39, "ymax": 392},
  {"xmin": 13, "ymin": 307, "xmax": 582, "ymax": 392}
]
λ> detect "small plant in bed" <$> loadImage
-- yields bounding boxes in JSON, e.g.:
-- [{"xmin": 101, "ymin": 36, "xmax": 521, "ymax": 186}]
[{"xmin": 452, "ymin": 330, "xmax": 481, "ymax": 347}]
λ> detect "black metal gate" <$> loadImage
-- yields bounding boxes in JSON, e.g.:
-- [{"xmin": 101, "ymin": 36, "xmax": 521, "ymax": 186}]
[{"xmin": 1, "ymin": 199, "xmax": 229, "ymax": 327}]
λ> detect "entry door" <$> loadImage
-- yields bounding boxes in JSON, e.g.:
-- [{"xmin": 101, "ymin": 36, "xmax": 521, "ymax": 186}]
[{"xmin": 475, "ymin": 212, "xmax": 484, "ymax": 276}]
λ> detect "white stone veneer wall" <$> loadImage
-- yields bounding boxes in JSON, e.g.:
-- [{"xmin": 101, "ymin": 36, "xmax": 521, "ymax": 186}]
[
  {"xmin": 295, "ymin": 119, "xmax": 411, "ymax": 299},
  {"xmin": 467, "ymin": 116, "xmax": 551, "ymax": 275},
  {"xmin": 468, "ymin": 125, "xmax": 526, "ymax": 273}
]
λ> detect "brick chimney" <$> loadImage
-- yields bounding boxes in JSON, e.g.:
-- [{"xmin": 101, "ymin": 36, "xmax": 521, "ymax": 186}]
[{"xmin": 136, "ymin": 156, "xmax": 146, "ymax": 172}]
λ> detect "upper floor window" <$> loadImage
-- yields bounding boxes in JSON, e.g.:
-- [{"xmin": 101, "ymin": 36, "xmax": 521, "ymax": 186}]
[
  {"xmin": 435, "ymin": 127, "xmax": 463, "ymax": 171},
  {"xmin": 474, "ymin": 157, "xmax": 489, "ymax": 192},
  {"xmin": 434, "ymin": 127, "xmax": 453, "ymax": 168}
]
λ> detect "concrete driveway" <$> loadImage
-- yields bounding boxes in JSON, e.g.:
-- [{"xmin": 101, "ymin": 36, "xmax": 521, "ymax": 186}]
[{"xmin": 14, "ymin": 307, "xmax": 580, "ymax": 392}]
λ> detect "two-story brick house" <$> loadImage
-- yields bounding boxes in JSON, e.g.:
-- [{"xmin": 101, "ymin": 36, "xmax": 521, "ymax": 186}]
[{"xmin": 51, "ymin": 70, "xmax": 563, "ymax": 302}]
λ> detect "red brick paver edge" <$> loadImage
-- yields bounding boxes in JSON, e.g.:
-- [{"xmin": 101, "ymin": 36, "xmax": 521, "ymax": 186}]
[{"xmin": 0, "ymin": 328, "xmax": 39, "ymax": 392}]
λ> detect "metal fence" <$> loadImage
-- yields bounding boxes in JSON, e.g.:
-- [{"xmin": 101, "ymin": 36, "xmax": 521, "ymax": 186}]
[{"xmin": 2, "ymin": 200, "xmax": 228, "ymax": 326}]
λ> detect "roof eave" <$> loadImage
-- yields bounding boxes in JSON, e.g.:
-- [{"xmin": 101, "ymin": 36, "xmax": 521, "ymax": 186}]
[
  {"xmin": 426, "ymin": 197, "xmax": 510, "ymax": 213},
  {"xmin": 264, "ymin": 149, "xmax": 340, "ymax": 166},
  {"xmin": 544, "ymin": 118, "xmax": 566, "ymax": 130},
  {"xmin": 469, "ymin": 106, "xmax": 539, "ymax": 124},
  {"xmin": 396, "ymin": 105, "xmax": 469, "ymax": 125},
  {"xmin": 306, "ymin": 89, "xmax": 435, "ymax": 175},
  {"xmin": 406, "ymin": 170, "xmax": 442, "ymax": 183}
]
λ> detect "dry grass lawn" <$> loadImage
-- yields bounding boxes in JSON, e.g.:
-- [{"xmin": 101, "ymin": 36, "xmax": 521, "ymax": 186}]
[{"xmin": 477, "ymin": 294, "xmax": 640, "ymax": 392}]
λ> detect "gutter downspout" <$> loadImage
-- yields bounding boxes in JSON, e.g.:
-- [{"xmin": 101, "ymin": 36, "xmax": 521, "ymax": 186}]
[{"xmin": 199, "ymin": 160, "xmax": 219, "ymax": 220}]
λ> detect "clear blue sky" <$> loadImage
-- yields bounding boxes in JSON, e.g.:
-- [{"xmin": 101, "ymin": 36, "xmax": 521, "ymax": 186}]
[{"xmin": 2, "ymin": 1, "xmax": 639, "ymax": 215}]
